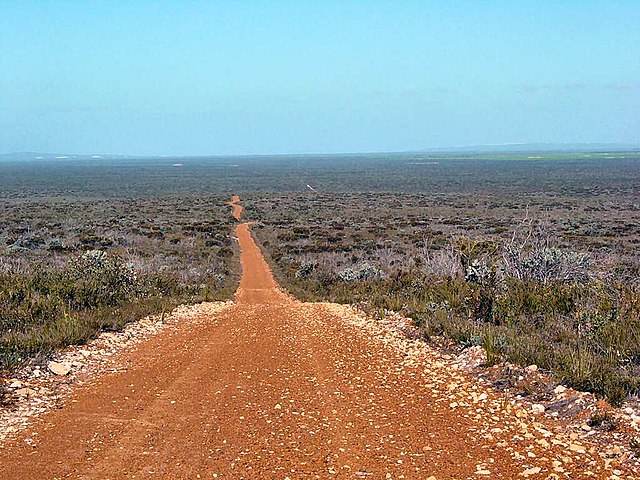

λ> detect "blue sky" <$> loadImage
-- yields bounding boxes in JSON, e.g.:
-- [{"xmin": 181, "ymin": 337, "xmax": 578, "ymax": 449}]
[{"xmin": 1, "ymin": 1, "xmax": 638, "ymax": 155}]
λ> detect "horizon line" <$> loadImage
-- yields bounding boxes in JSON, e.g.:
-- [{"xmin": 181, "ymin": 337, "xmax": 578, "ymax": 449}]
[{"xmin": 3, "ymin": 141, "xmax": 640, "ymax": 159}]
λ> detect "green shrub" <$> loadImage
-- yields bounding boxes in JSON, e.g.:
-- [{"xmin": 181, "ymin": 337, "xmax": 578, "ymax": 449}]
[{"xmin": 0, "ymin": 249, "xmax": 229, "ymax": 373}]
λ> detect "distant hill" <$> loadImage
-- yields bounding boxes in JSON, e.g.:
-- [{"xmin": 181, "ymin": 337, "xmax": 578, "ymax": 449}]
[{"xmin": 420, "ymin": 142, "xmax": 640, "ymax": 154}]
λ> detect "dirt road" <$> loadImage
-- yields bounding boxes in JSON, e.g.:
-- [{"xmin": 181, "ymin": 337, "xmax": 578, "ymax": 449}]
[{"xmin": 0, "ymin": 197, "xmax": 630, "ymax": 479}]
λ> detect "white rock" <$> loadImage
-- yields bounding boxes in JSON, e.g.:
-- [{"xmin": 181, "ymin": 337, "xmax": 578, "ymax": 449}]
[
  {"xmin": 525, "ymin": 364, "xmax": 538, "ymax": 373},
  {"xmin": 16, "ymin": 388, "xmax": 36, "ymax": 396},
  {"xmin": 569, "ymin": 443, "xmax": 586, "ymax": 453},
  {"xmin": 522, "ymin": 466, "xmax": 541, "ymax": 476},
  {"xmin": 47, "ymin": 361, "xmax": 71, "ymax": 376},
  {"xmin": 531, "ymin": 404, "xmax": 545, "ymax": 414},
  {"xmin": 554, "ymin": 385, "xmax": 567, "ymax": 394}
]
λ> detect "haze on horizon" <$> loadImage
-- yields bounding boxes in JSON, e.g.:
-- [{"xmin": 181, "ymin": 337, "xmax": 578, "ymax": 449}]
[{"xmin": 1, "ymin": 1, "xmax": 639, "ymax": 157}]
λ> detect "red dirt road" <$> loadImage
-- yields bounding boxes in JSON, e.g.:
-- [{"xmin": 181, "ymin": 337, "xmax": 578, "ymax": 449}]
[{"xmin": 0, "ymin": 197, "xmax": 629, "ymax": 479}]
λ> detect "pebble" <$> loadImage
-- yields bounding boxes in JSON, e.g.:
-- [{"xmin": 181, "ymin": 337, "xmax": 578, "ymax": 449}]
[
  {"xmin": 522, "ymin": 466, "xmax": 542, "ymax": 476},
  {"xmin": 531, "ymin": 404, "xmax": 545, "ymax": 414},
  {"xmin": 47, "ymin": 362, "xmax": 71, "ymax": 376}
]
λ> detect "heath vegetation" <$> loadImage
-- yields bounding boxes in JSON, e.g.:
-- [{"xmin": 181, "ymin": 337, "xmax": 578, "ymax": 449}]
[
  {"xmin": 245, "ymin": 183, "xmax": 640, "ymax": 405},
  {"xmin": 0, "ymin": 195, "xmax": 240, "ymax": 373},
  {"xmin": 2, "ymin": 151, "xmax": 639, "ymax": 405}
]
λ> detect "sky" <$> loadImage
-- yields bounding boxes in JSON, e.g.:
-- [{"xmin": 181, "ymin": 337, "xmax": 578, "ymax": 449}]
[{"xmin": 1, "ymin": 1, "xmax": 639, "ymax": 156}]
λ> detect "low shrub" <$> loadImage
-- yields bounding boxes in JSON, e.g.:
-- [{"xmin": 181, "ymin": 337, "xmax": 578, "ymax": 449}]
[
  {"xmin": 0, "ymin": 250, "xmax": 224, "ymax": 372},
  {"xmin": 258, "ymin": 221, "xmax": 640, "ymax": 405}
]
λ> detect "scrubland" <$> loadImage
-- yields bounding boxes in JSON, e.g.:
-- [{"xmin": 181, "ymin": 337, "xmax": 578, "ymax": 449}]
[
  {"xmin": 0, "ymin": 196, "xmax": 239, "ymax": 377},
  {"xmin": 2, "ymin": 151, "xmax": 639, "ymax": 406},
  {"xmin": 246, "ymin": 186, "xmax": 640, "ymax": 405}
]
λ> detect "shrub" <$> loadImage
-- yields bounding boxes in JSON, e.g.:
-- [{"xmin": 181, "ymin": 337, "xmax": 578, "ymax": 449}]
[
  {"xmin": 258, "ymin": 213, "xmax": 640, "ymax": 404},
  {"xmin": 503, "ymin": 246, "xmax": 591, "ymax": 283},
  {"xmin": 337, "ymin": 263, "xmax": 385, "ymax": 283},
  {"xmin": 67, "ymin": 250, "xmax": 137, "ymax": 308},
  {"xmin": 295, "ymin": 261, "xmax": 316, "ymax": 279},
  {"xmin": 465, "ymin": 259, "xmax": 494, "ymax": 284}
]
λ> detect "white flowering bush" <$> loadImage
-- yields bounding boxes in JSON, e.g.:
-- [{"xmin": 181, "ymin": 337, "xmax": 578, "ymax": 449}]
[
  {"xmin": 465, "ymin": 259, "xmax": 493, "ymax": 284},
  {"xmin": 503, "ymin": 246, "xmax": 590, "ymax": 283},
  {"xmin": 337, "ymin": 263, "xmax": 385, "ymax": 282},
  {"xmin": 68, "ymin": 250, "xmax": 138, "ymax": 307},
  {"xmin": 295, "ymin": 261, "xmax": 317, "ymax": 279}
]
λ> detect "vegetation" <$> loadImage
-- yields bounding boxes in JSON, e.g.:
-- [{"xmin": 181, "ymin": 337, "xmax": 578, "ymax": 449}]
[
  {"xmin": 0, "ymin": 195, "xmax": 240, "ymax": 373},
  {"xmin": 246, "ymin": 186, "xmax": 640, "ymax": 405},
  {"xmin": 2, "ymin": 151, "xmax": 639, "ymax": 198},
  {"xmin": 2, "ymin": 150, "xmax": 640, "ymax": 405}
]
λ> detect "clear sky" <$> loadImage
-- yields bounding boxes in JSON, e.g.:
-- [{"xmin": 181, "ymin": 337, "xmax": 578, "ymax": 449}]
[{"xmin": 1, "ymin": 1, "xmax": 639, "ymax": 155}]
